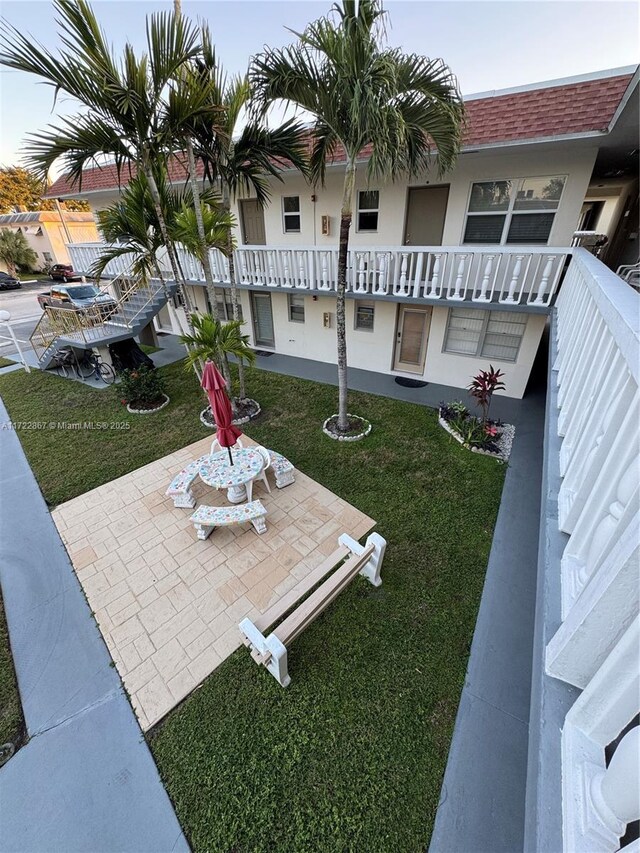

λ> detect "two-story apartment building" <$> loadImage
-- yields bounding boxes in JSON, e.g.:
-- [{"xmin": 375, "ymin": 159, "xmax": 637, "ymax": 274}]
[{"xmin": 47, "ymin": 66, "xmax": 639, "ymax": 398}]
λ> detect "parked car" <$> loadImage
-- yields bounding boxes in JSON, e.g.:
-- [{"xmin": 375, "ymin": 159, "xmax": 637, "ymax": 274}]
[
  {"xmin": 49, "ymin": 264, "xmax": 84, "ymax": 283},
  {"xmin": 0, "ymin": 272, "xmax": 21, "ymax": 290},
  {"xmin": 37, "ymin": 284, "xmax": 117, "ymax": 316}
]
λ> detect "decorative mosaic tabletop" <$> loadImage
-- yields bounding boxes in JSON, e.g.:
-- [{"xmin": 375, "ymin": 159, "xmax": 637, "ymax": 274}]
[{"xmin": 199, "ymin": 448, "xmax": 263, "ymax": 489}]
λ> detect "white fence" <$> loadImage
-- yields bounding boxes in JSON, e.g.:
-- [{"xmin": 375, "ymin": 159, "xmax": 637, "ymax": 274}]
[
  {"xmin": 68, "ymin": 242, "xmax": 571, "ymax": 307},
  {"xmin": 544, "ymin": 248, "xmax": 640, "ymax": 851}
]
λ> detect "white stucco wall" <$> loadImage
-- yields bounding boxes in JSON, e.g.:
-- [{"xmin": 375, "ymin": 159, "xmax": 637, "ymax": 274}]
[
  {"xmin": 82, "ymin": 142, "xmax": 597, "ymax": 254},
  {"xmin": 237, "ymin": 143, "xmax": 597, "ymax": 250},
  {"xmin": 191, "ymin": 284, "xmax": 546, "ymax": 399},
  {"xmin": 423, "ymin": 308, "xmax": 546, "ymax": 398}
]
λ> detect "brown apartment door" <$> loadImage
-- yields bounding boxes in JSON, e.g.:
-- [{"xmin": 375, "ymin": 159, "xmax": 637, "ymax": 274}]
[
  {"xmin": 403, "ymin": 185, "xmax": 449, "ymax": 246},
  {"xmin": 239, "ymin": 199, "xmax": 266, "ymax": 245},
  {"xmin": 393, "ymin": 306, "xmax": 431, "ymax": 374}
]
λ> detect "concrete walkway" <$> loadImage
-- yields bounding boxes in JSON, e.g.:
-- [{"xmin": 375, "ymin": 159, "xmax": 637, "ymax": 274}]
[{"xmin": 0, "ymin": 399, "xmax": 188, "ymax": 853}]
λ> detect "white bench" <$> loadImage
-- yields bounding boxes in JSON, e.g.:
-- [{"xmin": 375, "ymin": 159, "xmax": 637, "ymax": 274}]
[
  {"xmin": 239, "ymin": 531, "xmax": 386, "ymax": 686},
  {"xmin": 268, "ymin": 450, "xmax": 295, "ymax": 488},
  {"xmin": 190, "ymin": 500, "xmax": 268, "ymax": 540},
  {"xmin": 165, "ymin": 454, "xmax": 208, "ymax": 508}
]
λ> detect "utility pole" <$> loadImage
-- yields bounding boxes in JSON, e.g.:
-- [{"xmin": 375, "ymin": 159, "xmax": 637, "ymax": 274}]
[{"xmin": 54, "ymin": 198, "xmax": 73, "ymax": 245}]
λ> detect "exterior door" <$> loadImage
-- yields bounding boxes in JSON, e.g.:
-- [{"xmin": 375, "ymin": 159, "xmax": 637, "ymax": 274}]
[
  {"xmin": 393, "ymin": 306, "xmax": 431, "ymax": 373},
  {"xmin": 251, "ymin": 292, "xmax": 275, "ymax": 348},
  {"xmin": 403, "ymin": 186, "xmax": 449, "ymax": 246},
  {"xmin": 239, "ymin": 199, "xmax": 266, "ymax": 245}
]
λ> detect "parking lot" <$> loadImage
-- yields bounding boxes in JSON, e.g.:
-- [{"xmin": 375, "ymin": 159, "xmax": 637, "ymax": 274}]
[{"xmin": 0, "ymin": 279, "xmax": 47, "ymax": 355}]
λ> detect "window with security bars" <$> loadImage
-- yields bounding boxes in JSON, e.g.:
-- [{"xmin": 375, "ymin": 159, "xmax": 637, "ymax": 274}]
[
  {"xmin": 444, "ymin": 308, "xmax": 527, "ymax": 362},
  {"xmin": 463, "ymin": 176, "xmax": 566, "ymax": 245}
]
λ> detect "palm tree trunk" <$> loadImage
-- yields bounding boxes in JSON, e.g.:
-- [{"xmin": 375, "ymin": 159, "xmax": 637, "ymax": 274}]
[
  {"xmin": 186, "ymin": 138, "xmax": 220, "ymax": 321},
  {"xmin": 143, "ymin": 162, "xmax": 194, "ymax": 327},
  {"xmin": 336, "ymin": 159, "xmax": 356, "ymax": 432},
  {"xmin": 222, "ymin": 186, "xmax": 247, "ymax": 400}
]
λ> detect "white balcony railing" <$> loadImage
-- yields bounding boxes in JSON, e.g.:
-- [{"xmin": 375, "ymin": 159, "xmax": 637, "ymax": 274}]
[
  {"xmin": 543, "ymin": 248, "xmax": 640, "ymax": 852},
  {"xmin": 68, "ymin": 242, "xmax": 571, "ymax": 307}
]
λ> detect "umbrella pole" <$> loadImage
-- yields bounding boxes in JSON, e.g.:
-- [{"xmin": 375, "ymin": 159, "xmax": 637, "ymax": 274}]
[{"xmin": 227, "ymin": 446, "xmax": 234, "ymax": 466}]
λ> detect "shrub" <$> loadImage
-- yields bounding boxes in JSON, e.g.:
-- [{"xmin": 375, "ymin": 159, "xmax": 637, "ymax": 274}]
[
  {"xmin": 468, "ymin": 365, "xmax": 506, "ymax": 423},
  {"xmin": 120, "ymin": 366, "xmax": 165, "ymax": 409}
]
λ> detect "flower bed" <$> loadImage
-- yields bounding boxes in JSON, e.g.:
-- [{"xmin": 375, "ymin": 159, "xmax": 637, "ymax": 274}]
[
  {"xmin": 322, "ymin": 413, "xmax": 372, "ymax": 442},
  {"xmin": 438, "ymin": 402, "xmax": 514, "ymax": 462},
  {"xmin": 200, "ymin": 398, "xmax": 261, "ymax": 428},
  {"xmin": 121, "ymin": 366, "xmax": 168, "ymax": 414},
  {"xmin": 127, "ymin": 393, "xmax": 170, "ymax": 415}
]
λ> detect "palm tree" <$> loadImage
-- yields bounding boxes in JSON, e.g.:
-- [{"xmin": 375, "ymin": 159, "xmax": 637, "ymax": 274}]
[
  {"xmin": 179, "ymin": 313, "xmax": 256, "ymax": 408},
  {"xmin": 0, "ymin": 230, "xmax": 37, "ymax": 276},
  {"xmin": 92, "ymin": 171, "xmax": 232, "ymax": 285},
  {"xmin": 250, "ymin": 0, "xmax": 465, "ymax": 431},
  {"xmin": 171, "ymin": 0, "xmax": 224, "ymax": 321},
  {"xmin": 188, "ymin": 27, "xmax": 309, "ymax": 399},
  {"xmin": 0, "ymin": 0, "xmax": 213, "ymax": 320}
]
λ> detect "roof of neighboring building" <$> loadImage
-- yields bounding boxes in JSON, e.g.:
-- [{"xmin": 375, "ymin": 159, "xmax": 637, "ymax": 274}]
[
  {"xmin": 0, "ymin": 211, "xmax": 96, "ymax": 223},
  {"xmin": 46, "ymin": 67, "xmax": 637, "ymax": 198}
]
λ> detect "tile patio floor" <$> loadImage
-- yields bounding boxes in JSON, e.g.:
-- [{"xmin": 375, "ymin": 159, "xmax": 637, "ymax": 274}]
[{"xmin": 52, "ymin": 435, "xmax": 375, "ymax": 730}]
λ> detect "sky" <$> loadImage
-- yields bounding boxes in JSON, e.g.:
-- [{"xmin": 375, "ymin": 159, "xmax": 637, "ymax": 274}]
[{"xmin": 0, "ymin": 0, "xmax": 638, "ymax": 172}]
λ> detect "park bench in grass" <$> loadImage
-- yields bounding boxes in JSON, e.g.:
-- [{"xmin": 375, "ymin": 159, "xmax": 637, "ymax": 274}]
[
  {"xmin": 239, "ymin": 531, "xmax": 386, "ymax": 686},
  {"xmin": 165, "ymin": 455, "xmax": 208, "ymax": 508},
  {"xmin": 190, "ymin": 500, "xmax": 267, "ymax": 540}
]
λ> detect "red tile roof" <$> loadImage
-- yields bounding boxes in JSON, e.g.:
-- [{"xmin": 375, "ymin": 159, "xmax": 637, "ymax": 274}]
[{"xmin": 47, "ymin": 71, "xmax": 634, "ymax": 198}]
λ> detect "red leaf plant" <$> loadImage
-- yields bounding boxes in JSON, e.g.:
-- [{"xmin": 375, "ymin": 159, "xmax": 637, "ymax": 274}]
[{"xmin": 468, "ymin": 365, "xmax": 506, "ymax": 423}]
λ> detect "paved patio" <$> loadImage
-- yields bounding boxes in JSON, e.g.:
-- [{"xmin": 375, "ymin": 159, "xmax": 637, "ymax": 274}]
[{"xmin": 52, "ymin": 435, "xmax": 374, "ymax": 730}]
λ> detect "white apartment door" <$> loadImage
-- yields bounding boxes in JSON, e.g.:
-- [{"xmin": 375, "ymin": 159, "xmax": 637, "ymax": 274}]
[
  {"xmin": 393, "ymin": 306, "xmax": 431, "ymax": 373},
  {"xmin": 251, "ymin": 292, "xmax": 275, "ymax": 348}
]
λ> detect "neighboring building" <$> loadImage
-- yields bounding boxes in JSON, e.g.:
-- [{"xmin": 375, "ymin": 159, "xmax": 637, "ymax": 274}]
[
  {"xmin": 0, "ymin": 210, "xmax": 100, "ymax": 271},
  {"xmin": 47, "ymin": 66, "xmax": 639, "ymax": 399}
]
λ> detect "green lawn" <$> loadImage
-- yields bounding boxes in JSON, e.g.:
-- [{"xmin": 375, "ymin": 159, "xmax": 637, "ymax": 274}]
[
  {"xmin": 140, "ymin": 343, "xmax": 162, "ymax": 355},
  {"xmin": 0, "ymin": 593, "xmax": 24, "ymax": 755},
  {"xmin": 0, "ymin": 357, "xmax": 15, "ymax": 369},
  {"xmin": 0, "ymin": 360, "xmax": 505, "ymax": 850}
]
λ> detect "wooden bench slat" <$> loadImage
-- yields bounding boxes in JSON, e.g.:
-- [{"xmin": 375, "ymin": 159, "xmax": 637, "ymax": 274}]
[
  {"xmin": 273, "ymin": 543, "xmax": 375, "ymax": 647},
  {"xmin": 253, "ymin": 545, "xmax": 351, "ymax": 634}
]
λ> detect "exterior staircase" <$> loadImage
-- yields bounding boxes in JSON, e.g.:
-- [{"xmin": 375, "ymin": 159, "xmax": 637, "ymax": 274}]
[{"xmin": 30, "ymin": 272, "xmax": 178, "ymax": 369}]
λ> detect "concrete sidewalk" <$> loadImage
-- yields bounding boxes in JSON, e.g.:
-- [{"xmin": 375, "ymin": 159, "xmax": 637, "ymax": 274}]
[{"xmin": 0, "ymin": 398, "xmax": 188, "ymax": 853}]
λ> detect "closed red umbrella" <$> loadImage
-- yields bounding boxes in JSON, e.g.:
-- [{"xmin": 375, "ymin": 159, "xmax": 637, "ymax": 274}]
[{"xmin": 201, "ymin": 361, "xmax": 242, "ymax": 465}]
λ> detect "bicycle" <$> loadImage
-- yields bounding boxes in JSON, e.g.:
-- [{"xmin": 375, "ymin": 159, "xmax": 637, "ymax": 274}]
[{"xmin": 76, "ymin": 351, "xmax": 117, "ymax": 385}]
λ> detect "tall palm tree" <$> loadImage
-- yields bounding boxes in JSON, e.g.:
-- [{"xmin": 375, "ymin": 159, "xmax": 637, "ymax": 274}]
[
  {"xmin": 0, "ymin": 0, "xmax": 213, "ymax": 319},
  {"xmin": 251, "ymin": 0, "xmax": 465, "ymax": 431},
  {"xmin": 172, "ymin": 0, "xmax": 223, "ymax": 321},
  {"xmin": 179, "ymin": 313, "xmax": 256, "ymax": 405},
  {"xmin": 188, "ymin": 27, "xmax": 309, "ymax": 398}
]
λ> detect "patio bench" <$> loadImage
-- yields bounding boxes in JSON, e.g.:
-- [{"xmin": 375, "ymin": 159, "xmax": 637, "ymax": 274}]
[
  {"xmin": 239, "ymin": 531, "xmax": 386, "ymax": 687},
  {"xmin": 268, "ymin": 450, "xmax": 295, "ymax": 488},
  {"xmin": 190, "ymin": 500, "xmax": 268, "ymax": 540},
  {"xmin": 165, "ymin": 454, "xmax": 208, "ymax": 508}
]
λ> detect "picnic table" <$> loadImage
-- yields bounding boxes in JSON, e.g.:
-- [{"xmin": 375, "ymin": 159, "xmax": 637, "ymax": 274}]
[{"xmin": 199, "ymin": 447, "xmax": 264, "ymax": 504}]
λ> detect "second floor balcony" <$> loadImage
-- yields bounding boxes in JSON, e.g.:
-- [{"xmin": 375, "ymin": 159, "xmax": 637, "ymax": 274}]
[{"xmin": 67, "ymin": 242, "xmax": 573, "ymax": 312}]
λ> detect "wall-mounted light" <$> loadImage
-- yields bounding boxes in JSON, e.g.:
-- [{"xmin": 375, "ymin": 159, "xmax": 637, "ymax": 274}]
[{"xmin": 323, "ymin": 312, "xmax": 331, "ymax": 328}]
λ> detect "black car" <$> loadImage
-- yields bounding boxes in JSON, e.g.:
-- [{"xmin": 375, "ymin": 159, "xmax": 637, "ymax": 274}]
[
  {"xmin": 0, "ymin": 272, "xmax": 21, "ymax": 290},
  {"xmin": 49, "ymin": 264, "xmax": 84, "ymax": 283}
]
